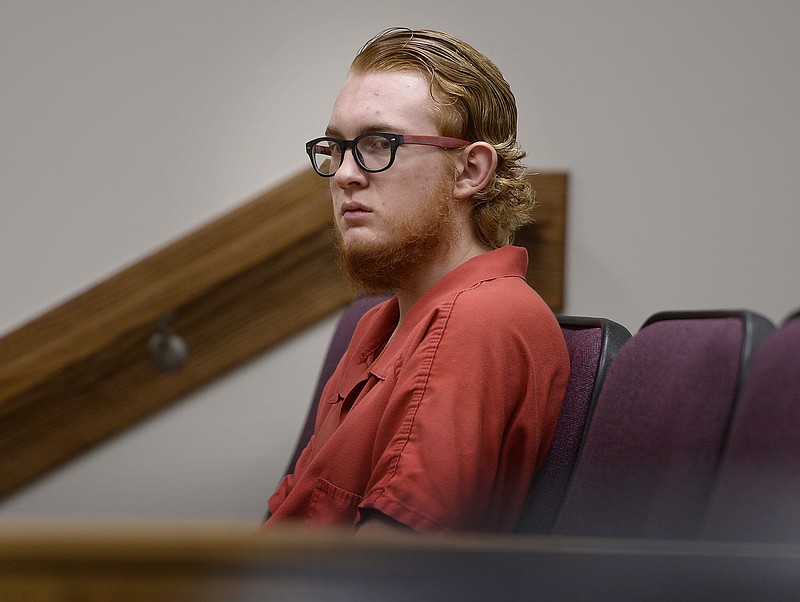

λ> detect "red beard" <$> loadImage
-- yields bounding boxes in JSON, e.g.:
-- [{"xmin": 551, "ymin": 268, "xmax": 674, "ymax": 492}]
[{"xmin": 335, "ymin": 178, "xmax": 457, "ymax": 295}]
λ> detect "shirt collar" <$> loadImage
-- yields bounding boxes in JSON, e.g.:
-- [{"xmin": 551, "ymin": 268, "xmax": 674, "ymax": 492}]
[{"xmin": 362, "ymin": 245, "xmax": 529, "ymax": 379}]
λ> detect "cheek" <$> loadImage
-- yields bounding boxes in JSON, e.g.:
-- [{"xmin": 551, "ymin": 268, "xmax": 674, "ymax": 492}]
[{"xmin": 390, "ymin": 162, "xmax": 451, "ymax": 202}]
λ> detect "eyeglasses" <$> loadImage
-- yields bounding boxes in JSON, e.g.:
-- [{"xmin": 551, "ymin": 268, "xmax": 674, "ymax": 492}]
[{"xmin": 306, "ymin": 132, "xmax": 470, "ymax": 177}]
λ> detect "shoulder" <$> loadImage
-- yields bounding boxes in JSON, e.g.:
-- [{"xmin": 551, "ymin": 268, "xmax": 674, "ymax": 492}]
[
  {"xmin": 451, "ymin": 274, "xmax": 555, "ymax": 330},
  {"xmin": 419, "ymin": 276, "xmax": 564, "ymax": 363}
]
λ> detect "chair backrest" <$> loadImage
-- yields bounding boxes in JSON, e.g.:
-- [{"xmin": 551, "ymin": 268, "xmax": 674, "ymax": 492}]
[
  {"xmin": 552, "ymin": 310, "xmax": 774, "ymax": 539},
  {"xmin": 701, "ymin": 309, "xmax": 800, "ymax": 542},
  {"xmin": 283, "ymin": 295, "xmax": 390, "ymax": 476},
  {"xmin": 516, "ymin": 315, "xmax": 631, "ymax": 534}
]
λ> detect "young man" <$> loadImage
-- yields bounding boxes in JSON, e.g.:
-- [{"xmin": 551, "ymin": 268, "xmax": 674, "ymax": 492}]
[{"xmin": 263, "ymin": 28, "xmax": 569, "ymax": 532}]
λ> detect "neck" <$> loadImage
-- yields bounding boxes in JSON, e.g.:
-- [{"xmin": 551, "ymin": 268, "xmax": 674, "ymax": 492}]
[{"xmin": 394, "ymin": 238, "xmax": 490, "ymax": 325}]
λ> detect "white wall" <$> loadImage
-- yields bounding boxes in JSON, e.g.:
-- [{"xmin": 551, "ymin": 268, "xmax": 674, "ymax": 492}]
[{"xmin": 2, "ymin": 1, "xmax": 798, "ymax": 522}]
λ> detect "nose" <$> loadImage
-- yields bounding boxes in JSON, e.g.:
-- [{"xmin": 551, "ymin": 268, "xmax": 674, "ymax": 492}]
[{"xmin": 331, "ymin": 145, "xmax": 367, "ymax": 189}]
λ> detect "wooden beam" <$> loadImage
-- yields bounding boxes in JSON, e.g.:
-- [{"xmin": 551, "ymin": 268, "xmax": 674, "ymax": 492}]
[
  {"xmin": 0, "ymin": 169, "xmax": 566, "ymax": 499},
  {"xmin": 518, "ymin": 172, "xmax": 568, "ymax": 311}
]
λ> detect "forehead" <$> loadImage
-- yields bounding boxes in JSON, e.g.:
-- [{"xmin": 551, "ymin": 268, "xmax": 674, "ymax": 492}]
[{"xmin": 327, "ymin": 70, "xmax": 438, "ymax": 136}]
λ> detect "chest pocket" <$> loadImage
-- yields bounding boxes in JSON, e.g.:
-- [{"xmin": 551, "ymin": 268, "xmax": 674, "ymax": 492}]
[{"xmin": 306, "ymin": 478, "xmax": 363, "ymax": 525}]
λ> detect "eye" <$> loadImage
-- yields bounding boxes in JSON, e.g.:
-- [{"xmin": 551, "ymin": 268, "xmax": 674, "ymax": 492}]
[{"xmin": 360, "ymin": 135, "xmax": 392, "ymax": 153}]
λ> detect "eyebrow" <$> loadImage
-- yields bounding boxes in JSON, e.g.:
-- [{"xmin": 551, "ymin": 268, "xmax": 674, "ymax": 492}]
[{"xmin": 325, "ymin": 123, "xmax": 402, "ymax": 138}]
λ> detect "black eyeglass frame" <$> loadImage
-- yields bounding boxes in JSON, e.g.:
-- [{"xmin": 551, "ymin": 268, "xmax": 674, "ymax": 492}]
[{"xmin": 305, "ymin": 132, "xmax": 471, "ymax": 177}]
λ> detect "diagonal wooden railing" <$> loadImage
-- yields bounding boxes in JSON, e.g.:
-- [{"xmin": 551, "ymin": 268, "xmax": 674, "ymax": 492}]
[{"xmin": 0, "ymin": 169, "xmax": 566, "ymax": 499}]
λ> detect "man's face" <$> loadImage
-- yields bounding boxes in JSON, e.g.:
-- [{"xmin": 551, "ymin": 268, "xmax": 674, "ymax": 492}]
[{"xmin": 326, "ymin": 70, "xmax": 458, "ymax": 292}]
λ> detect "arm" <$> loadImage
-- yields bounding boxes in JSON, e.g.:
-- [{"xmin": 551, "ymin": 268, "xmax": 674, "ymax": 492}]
[{"xmin": 357, "ymin": 510, "xmax": 412, "ymax": 535}]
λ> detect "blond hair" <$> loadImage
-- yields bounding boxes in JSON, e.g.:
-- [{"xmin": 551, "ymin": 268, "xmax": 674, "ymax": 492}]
[{"xmin": 351, "ymin": 28, "xmax": 534, "ymax": 248}]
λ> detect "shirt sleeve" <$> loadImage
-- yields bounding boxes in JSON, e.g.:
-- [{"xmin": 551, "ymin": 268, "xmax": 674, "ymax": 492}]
[{"xmin": 266, "ymin": 434, "xmax": 315, "ymax": 518}]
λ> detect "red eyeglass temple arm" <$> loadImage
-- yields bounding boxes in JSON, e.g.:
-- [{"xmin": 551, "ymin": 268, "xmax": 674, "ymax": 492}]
[{"xmin": 401, "ymin": 135, "xmax": 471, "ymax": 148}]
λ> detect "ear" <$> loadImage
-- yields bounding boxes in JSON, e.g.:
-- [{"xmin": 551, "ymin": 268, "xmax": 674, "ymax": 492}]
[{"xmin": 452, "ymin": 142, "xmax": 498, "ymax": 201}]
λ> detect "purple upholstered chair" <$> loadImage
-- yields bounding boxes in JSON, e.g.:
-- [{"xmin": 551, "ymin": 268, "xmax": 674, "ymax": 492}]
[
  {"xmin": 701, "ymin": 310, "xmax": 800, "ymax": 542},
  {"xmin": 552, "ymin": 310, "xmax": 774, "ymax": 539},
  {"xmin": 516, "ymin": 316, "xmax": 631, "ymax": 534}
]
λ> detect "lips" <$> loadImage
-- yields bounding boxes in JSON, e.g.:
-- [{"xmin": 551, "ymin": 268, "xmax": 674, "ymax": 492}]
[
  {"xmin": 341, "ymin": 201, "xmax": 371, "ymax": 216},
  {"xmin": 340, "ymin": 201, "xmax": 373, "ymax": 225}
]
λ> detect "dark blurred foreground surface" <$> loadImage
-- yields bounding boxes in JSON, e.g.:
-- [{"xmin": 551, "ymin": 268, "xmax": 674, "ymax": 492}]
[{"xmin": 2, "ymin": 521, "xmax": 800, "ymax": 602}]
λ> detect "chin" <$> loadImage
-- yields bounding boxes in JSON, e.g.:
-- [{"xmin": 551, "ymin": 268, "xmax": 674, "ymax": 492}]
[{"xmin": 340, "ymin": 228, "xmax": 386, "ymax": 251}]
